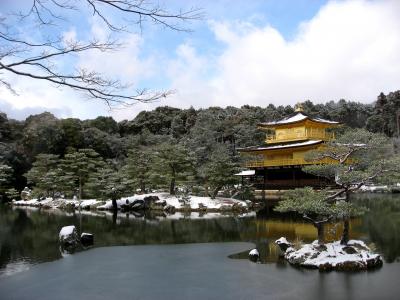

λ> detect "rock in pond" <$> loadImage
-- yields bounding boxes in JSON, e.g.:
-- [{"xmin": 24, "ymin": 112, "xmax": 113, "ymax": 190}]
[
  {"xmin": 81, "ymin": 233, "xmax": 94, "ymax": 247},
  {"xmin": 249, "ymin": 248, "xmax": 259, "ymax": 262},
  {"xmin": 275, "ymin": 237, "xmax": 292, "ymax": 252},
  {"xmin": 59, "ymin": 225, "xmax": 78, "ymax": 247}
]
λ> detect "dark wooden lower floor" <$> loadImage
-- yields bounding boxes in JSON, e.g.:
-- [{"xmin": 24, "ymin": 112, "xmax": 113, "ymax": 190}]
[{"xmin": 245, "ymin": 166, "xmax": 334, "ymax": 190}]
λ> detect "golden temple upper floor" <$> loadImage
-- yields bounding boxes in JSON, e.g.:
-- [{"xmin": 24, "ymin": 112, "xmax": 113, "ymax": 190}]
[{"xmin": 257, "ymin": 112, "xmax": 340, "ymax": 144}]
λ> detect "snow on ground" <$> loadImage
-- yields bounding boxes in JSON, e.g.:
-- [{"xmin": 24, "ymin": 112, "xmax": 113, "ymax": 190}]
[
  {"xmin": 96, "ymin": 193, "xmax": 160, "ymax": 210},
  {"xmin": 360, "ymin": 185, "xmax": 389, "ymax": 192},
  {"xmin": 96, "ymin": 193, "xmax": 247, "ymax": 210},
  {"xmin": 12, "ymin": 193, "xmax": 249, "ymax": 212}
]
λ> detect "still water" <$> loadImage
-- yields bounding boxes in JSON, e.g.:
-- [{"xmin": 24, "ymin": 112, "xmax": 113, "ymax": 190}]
[
  {"xmin": 1, "ymin": 193, "xmax": 400, "ymax": 276},
  {"xmin": 0, "ymin": 193, "xmax": 400, "ymax": 299}
]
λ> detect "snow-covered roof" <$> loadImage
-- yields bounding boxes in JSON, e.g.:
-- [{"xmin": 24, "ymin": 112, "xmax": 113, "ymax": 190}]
[
  {"xmin": 259, "ymin": 112, "xmax": 340, "ymax": 127},
  {"xmin": 235, "ymin": 170, "xmax": 256, "ymax": 176},
  {"xmin": 240, "ymin": 140, "xmax": 323, "ymax": 152}
]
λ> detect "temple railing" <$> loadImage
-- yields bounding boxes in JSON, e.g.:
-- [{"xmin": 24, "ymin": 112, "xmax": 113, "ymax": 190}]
[
  {"xmin": 266, "ymin": 131, "xmax": 335, "ymax": 143},
  {"xmin": 245, "ymin": 157, "xmax": 333, "ymax": 168}
]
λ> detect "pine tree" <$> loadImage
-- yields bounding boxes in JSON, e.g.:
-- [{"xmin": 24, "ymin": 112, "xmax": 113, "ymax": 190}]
[
  {"xmin": 275, "ymin": 129, "xmax": 400, "ymax": 245},
  {"xmin": 24, "ymin": 154, "xmax": 63, "ymax": 197},
  {"xmin": 61, "ymin": 149, "xmax": 105, "ymax": 199},
  {"xmin": 86, "ymin": 165, "xmax": 129, "ymax": 199},
  {"xmin": 0, "ymin": 164, "xmax": 13, "ymax": 201},
  {"xmin": 151, "ymin": 142, "xmax": 193, "ymax": 195},
  {"xmin": 121, "ymin": 147, "xmax": 153, "ymax": 193},
  {"xmin": 203, "ymin": 145, "xmax": 240, "ymax": 198}
]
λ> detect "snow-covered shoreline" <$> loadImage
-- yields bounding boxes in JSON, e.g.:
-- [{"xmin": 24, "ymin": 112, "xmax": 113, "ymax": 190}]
[{"xmin": 12, "ymin": 193, "xmax": 251, "ymax": 214}]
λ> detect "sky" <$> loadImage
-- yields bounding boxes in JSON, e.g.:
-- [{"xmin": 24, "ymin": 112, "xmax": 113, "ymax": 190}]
[{"xmin": 1, "ymin": 0, "xmax": 400, "ymax": 121}]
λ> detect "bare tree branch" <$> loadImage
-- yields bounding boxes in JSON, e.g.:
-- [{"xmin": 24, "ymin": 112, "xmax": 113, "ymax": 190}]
[{"xmin": 0, "ymin": 0, "xmax": 203, "ymax": 106}]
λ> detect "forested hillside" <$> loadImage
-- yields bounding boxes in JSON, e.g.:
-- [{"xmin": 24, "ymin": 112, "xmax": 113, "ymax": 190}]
[{"xmin": 1, "ymin": 91, "xmax": 399, "ymax": 201}]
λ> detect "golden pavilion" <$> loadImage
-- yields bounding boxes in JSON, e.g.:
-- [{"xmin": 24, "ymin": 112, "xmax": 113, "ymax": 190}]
[{"xmin": 238, "ymin": 106, "xmax": 341, "ymax": 193}]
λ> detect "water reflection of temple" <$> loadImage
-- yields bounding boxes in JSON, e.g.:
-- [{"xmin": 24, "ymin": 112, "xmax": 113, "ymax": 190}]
[
  {"xmin": 238, "ymin": 104, "xmax": 340, "ymax": 200},
  {"xmin": 238, "ymin": 217, "xmax": 364, "ymax": 263}
]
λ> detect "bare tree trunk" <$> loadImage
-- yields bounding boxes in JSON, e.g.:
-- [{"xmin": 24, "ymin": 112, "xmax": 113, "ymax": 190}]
[
  {"xmin": 340, "ymin": 191, "xmax": 350, "ymax": 245},
  {"xmin": 140, "ymin": 179, "xmax": 145, "ymax": 193},
  {"xmin": 316, "ymin": 222, "xmax": 325, "ymax": 245},
  {"xmin": 170, "ymin": 169, "xmax": 176, "ymax": 195},
  {"xmin": 340, "ymin": 219, "xmax": 350, "ymax": 245},
  {"xmin": 212, "ymin": 186, "xmax": 223, "ymax": 199},
  {"xmin": 112, "ymin": 198, "xmax": 118, "ymax": 212},
  {"xmin": 111, "ymin": 190, "xmax": 118, "ymax": 212},
  {"xmin": 79, "ymin": 175, "xmax": 82, "ymax": 200},
  {"xmin": 206, "ymin": 185, "xmax": 211, "ymax": 197}
]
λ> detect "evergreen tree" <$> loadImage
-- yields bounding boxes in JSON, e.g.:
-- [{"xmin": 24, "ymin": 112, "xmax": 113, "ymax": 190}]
[
  {"xmin": 61, "ymin": 149, "xmax": 105, "ymax": 199},
  {"xmin": 202, "ymin": 145, "xmax": 240, "ymax": 198},
  {"xmin": 0, "ymin": 164, "xmax": 13, "ymax": 201},
  {"xmin": 24, "ymin": 154, "xmax": 65, "ymax": 197},
  {"xmin": 86, "ymin": 164, "xmax": 129, "ymax": 199},
  {"xmin": 151, "ymin": 142, "xmax": 193, "ymax": 194},
  {"xmin": 121, "ymin": 147, "xmax": 152, "ymax": 193}
]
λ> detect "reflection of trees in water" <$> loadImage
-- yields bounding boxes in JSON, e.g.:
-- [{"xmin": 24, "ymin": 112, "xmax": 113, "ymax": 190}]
[
  {"xmin": 0, "ymin": 209, "xmax": 32, "ymax": 269},
  {"xmin": 0, "ymin": 207, "xmax": 66, "ymax": 270},
  {"xmin": 2, "ymin": 194, "xmax": 400, "ymax": 272},
  {"xmin": 0, "ymin": 207, "xmax": 259, "ymax": 271},
  {"xmin": 353, "ymin": 194, "xmax": 400, "ymax": 262}
]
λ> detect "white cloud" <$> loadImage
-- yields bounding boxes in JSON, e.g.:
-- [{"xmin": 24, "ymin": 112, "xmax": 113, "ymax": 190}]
[
  {"xmin": 2, "ymin": 0, "xmax": 400, "ymax": 121},
  {"xmin": 78, "ymin": 30, "xmax": 154, "ymax": 84},
  {"xmin": 167, "ymin": 0, "xmax": 400, "ymax": 109}
]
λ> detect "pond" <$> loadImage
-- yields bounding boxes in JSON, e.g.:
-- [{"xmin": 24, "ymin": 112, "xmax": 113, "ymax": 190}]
[{"xmin": 0, "ymin": 193, "xmax": 400, "ymax": 299}]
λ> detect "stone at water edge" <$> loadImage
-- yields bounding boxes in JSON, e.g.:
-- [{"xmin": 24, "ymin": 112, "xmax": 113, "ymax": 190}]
[
  {"xmin": 120, "ymin": 199, "xmax": 131, "ymax": 211},
  {"xmin": 130, "ymin": 199, "xmax": 145, "ymax": 211},
  {"xmin": 59, "ymin": 225, "xmax": 78, "ymax": 246},
  {"xmin": 249, "ymin": 249, "xmax": 259, "ymax": 262},
  {"xmin": 151, "ymin": 199, "xmax": 167, "ymax": 210},
  {"xmin": 164, "ymin": 204, "xmax": 176, "ymax": 214},
  {"xmin": 144, "ymin": 195, "xmax": 160, "ymax": 208},
  {"xmin": 198, "ymin": 203, "xmax": 207, "ymax": 211},
  {"xmin": 81, "ymin": 233, "xmax": 94, "ymax": 247},
  {"xmin": 275, "ymin": 237, "xmax": 293, "ymax": 252}
]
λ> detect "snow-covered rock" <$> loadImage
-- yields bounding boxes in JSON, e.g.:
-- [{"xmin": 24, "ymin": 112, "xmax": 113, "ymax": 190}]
[
  {"xmin": 249, "ymin": 248, "xmax": 259, "ymax": 262},
  {"xmin": 275, "ymin": 237, "xmax": 292, "ymax": 252},
  {"xmin": 279, "ymin": 239, "xmax": 382, "ymax": 271},
  {"xmin": 59, "ymin": 225, "xmax": 78, "ymax": 246}
]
